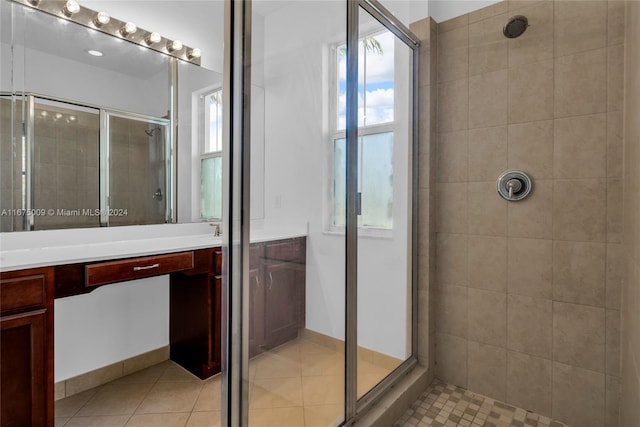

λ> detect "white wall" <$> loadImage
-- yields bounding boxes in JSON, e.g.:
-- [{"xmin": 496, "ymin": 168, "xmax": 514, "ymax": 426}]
[
  {"xmin": 259, "ymin": 1, "xmax": 412, "ymax": 359},
  {"xmin": 55, "ymin": 277, "xmax": 169, "ymax": 381}
]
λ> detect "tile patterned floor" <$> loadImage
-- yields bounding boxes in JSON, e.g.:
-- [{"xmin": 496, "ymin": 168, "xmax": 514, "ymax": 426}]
[
  {"xmin": 395, "ymin": 380, "xmax": 571, "ymax": 427},
  {"xmin": 55, "ymin": 337, "xmax": 394, "ymax": 427}
]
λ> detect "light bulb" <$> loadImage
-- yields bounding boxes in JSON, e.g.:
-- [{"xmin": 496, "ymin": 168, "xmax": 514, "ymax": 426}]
[
  {"xmin": 145, "ymin": 32, "xmax": 161, "ymax": 45},
  {"xmin": 187, "ymin": 48, "xmax": 201, "ymax": 60},
  {"xmin": 120, "ymin": 21, "xmax": 137, "ymax": 36},
  {"xmin": 62, "ymin": 0, "xmax": 80, "ymax": 16},
  {"xmin": 167, "ymin": 40, "xmax": 183, "ymax": 52},
  {"xmin": 93, "ymin": 11, "xmax": 110, "ymax": 27}
]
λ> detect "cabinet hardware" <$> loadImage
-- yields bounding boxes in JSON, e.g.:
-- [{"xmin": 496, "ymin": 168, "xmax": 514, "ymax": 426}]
[{"xmin": 133, "ymin": 263, "xmax": 160, "ymax": 271}]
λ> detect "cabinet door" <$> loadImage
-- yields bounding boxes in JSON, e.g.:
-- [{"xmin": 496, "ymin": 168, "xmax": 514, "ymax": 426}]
[
  {"xmin": 264, "ymin": 263, "xmax": 301, "ymax": 349},
  {"xmin": 249, "ymin": 267, "xmax": 265, "ymax": 358},
  {"xmin": 1, "ymin": 310, "xmax": 48, "ymax": 426}
]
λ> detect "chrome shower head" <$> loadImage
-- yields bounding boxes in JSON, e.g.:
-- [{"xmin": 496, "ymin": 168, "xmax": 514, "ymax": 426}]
[{"xmin": 503, "ymin": 15, "xmax": 529, "ymax": 39}]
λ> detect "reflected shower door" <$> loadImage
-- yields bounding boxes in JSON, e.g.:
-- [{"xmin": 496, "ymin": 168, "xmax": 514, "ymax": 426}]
[{"xmin": 105, "ymin": 113, "xmax": 170, "ymax": 226}]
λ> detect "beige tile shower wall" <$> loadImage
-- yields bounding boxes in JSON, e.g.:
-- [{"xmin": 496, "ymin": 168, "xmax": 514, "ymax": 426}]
[
  {"xmin": 431, "ymin": 1, "xmax": 624, "ymax": 426},
  {"xmin": 620, "ymin": 1, "xmax": 640, "ymax": 426}
]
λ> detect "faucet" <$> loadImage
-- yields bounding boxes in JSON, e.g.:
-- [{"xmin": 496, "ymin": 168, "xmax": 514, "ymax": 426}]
[{"xmin": 209, "ymin": 223, "xmax": 221, "ymax": 237}]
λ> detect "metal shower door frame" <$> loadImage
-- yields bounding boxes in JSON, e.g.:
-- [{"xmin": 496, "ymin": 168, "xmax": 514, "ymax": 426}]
[{"xmin": 222, "ymin": 0, "xmax": 420, "ymax": 425}]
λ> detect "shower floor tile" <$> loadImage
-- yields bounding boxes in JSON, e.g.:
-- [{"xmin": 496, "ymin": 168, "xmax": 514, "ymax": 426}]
[{"xmin": 395, "ymin": 380, "xmax": 571, "ymax": 427}]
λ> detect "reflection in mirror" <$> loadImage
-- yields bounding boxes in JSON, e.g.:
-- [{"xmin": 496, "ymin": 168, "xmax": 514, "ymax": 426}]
[
  {"xmin": 107, "ymin": 112, "xmax": 170, "ymax": 226},
  {"xmin": 0, "ymin": 96, "xmax": 24, "ymax": 232},
  {"xmin": 0, "ymin": 0, "xmax": 264, "ymax": 231}
]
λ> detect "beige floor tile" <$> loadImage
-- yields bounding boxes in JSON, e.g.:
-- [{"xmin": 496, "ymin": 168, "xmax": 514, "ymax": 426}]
[
  {"xmin": 249, "ymin": 377, "xmax": 303, "ymax": 408},
  {"xmin": 185, "ymin": 411, "xmax": 222, "ymax": 427},
  {"xmin": 192, "ymin": 377, "xmax": 222, "ymax": 412},
  {"xmin": 77, "ymin": 383, "xmax": 153, "ymax": 416},
  {"xmin": 303, "ymin": 404, "xmax": 344, "ymax": 427},
  {"xmin": 64, "ymin": 415, "xmax": 130, "ymax": 427},
  {"xmin": 55, "ymin": 418, "xmax": 70, "ymax": 427},
  {"xmin": 302, "ymin": 375, "xmax": 344, "ymax": 406},
  {"xmin": 301, "ymin": 353, "xmax": 343, "ymax": 377},
  {"xmin": 248, "ymin": 407, "xmax": 305, "ymax": 427},
  {"xmin": 253, "ymin": 352, "xmax": 302, "ymax": 379},
  {"xmin": 158, "ymin": 363, "xmax": 202, "ymax": 382},
  {"xmin": 357, "ymin": 361, "xmax": 391, "ymax": 397},
  {"xmin": 135, "ymin": 381, "xmax": 203, "ymax": 414},
  {"xmin": 271, "ymin": 340, "xmax": 303, "ymax": 361},
  {"xmin": 56, "ymin": 388, "xmax": 98, "ymax": 418},
  {"xmin": 60, "ymin": 337, "xmax": 398, "ymax": 427},
  {"xmin": 125, "ymin": 413, "xmax": 190, "ymax": 427}
]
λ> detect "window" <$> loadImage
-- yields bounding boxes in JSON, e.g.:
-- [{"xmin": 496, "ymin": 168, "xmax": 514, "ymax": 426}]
[
  {"xmin": 332, "ymin": 30, "xmax": 395, "ymax": 230},
  {"xmin": 200, "ymin": 89, "xmax": 223, "ymax": 220}
]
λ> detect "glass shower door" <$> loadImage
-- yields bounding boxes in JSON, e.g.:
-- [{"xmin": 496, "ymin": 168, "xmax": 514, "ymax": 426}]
[{"xmin": 352, "ymin": 1, "xmax": 417, "ymax": 404}]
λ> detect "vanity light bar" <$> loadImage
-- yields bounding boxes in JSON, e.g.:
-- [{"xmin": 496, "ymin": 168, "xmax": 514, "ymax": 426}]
[{"xmin": 12, "ymin": 0, "xmax": 202, "ymax": 66}]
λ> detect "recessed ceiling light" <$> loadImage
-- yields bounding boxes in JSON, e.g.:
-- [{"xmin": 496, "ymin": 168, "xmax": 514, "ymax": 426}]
[{"xmin": 87, "ymin": 50, "xmax": 103, "ymax": 57}]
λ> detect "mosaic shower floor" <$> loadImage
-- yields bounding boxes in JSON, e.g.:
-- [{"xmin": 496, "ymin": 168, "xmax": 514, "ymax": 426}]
[{"xmin": 395, "ymin": 380, "xmax": 571, "ymax": 427}]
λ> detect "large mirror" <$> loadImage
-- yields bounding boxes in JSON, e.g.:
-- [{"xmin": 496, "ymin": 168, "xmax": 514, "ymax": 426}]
[{"xmin": 0, "ymin": 0, "xmax": 264, "ymax": 231}]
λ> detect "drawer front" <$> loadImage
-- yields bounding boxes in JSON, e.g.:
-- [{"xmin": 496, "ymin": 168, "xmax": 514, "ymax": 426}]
[
  {"xmin": 0, "ymin": 274, "xmax": 47, "ymax": 314},
  {"xmin": 85, "ymin": 252, "xmax": 194, "ymax": 287},
  {"xmin": 265, "ymin": 239, "xmax": 305, "ymax": 263}
]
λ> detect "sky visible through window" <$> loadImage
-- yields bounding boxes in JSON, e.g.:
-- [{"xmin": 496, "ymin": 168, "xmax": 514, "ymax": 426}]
[{"xmin": 337, "ymin": 31, "xmax": 395, "ymax": 130}]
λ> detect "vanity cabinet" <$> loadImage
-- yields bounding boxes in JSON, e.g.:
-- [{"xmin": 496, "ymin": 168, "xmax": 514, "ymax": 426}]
[
  {"xmin": 250, "ymin": 238, "xmax": 306, "ymax": 356},
  {"xmin": 0, "ymin": 268, "xmax": 54, "ymax": 427},
  {"xmin": 170, "ymin": 237, "xmax": 306, "ymax": 373},
  {"xmin": 169, "ymin": 248, "xmax": 223, "ymax": 379}
]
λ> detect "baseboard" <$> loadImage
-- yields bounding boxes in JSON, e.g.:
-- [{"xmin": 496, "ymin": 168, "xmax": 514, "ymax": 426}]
[{"xmin": 55, "ymin": 346, "xmax": 169, "ymax": 400}]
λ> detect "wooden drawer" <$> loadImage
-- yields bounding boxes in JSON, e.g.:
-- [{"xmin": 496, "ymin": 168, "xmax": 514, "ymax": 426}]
[
  {"xmin": 265, "ymin": 239, "xmax": 305, "ymax": 263},
  {"xmin": 85, "ymin": 252, "xmax": 194, "ymax": 287},
  {"xmin": 0, "ymin": 274, "xmax": 47, "ymax": 314}
]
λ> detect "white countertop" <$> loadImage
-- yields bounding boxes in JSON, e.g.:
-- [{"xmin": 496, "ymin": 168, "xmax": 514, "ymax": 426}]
[{"xmin": 0, "ymin": 223, "xmax": 307, "ymax": 272}]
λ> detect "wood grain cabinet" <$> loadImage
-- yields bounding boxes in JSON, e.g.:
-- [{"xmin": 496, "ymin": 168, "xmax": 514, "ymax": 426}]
[
  {"xmin": 250, "ymin": 238, "xmax": 306, "ymax": 356},
  {"xmin": 0, "ymin": 268, "xmax": 54, "ymax": 427},
  {"xmin": 171, "ymin": 237, "xmax": 306, "ymax": 375},
  {"xmin": 169, "ymin": 248, "xmax": 222, "ymax": 380}
]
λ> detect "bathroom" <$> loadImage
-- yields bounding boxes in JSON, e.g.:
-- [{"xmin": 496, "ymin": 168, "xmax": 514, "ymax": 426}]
[{"xmin": 0, "ymin": 0, "xmax": 638, "ymax": 426}]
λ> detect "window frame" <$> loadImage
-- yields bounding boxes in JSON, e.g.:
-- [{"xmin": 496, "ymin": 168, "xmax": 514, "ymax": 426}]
[
  {"xmin": 199, "ymin": 88, "xmax": 223, "ymax": 221},
  {"xmin": 327, "ymin": 29, "xmax": 396, "ymax": 236}
]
